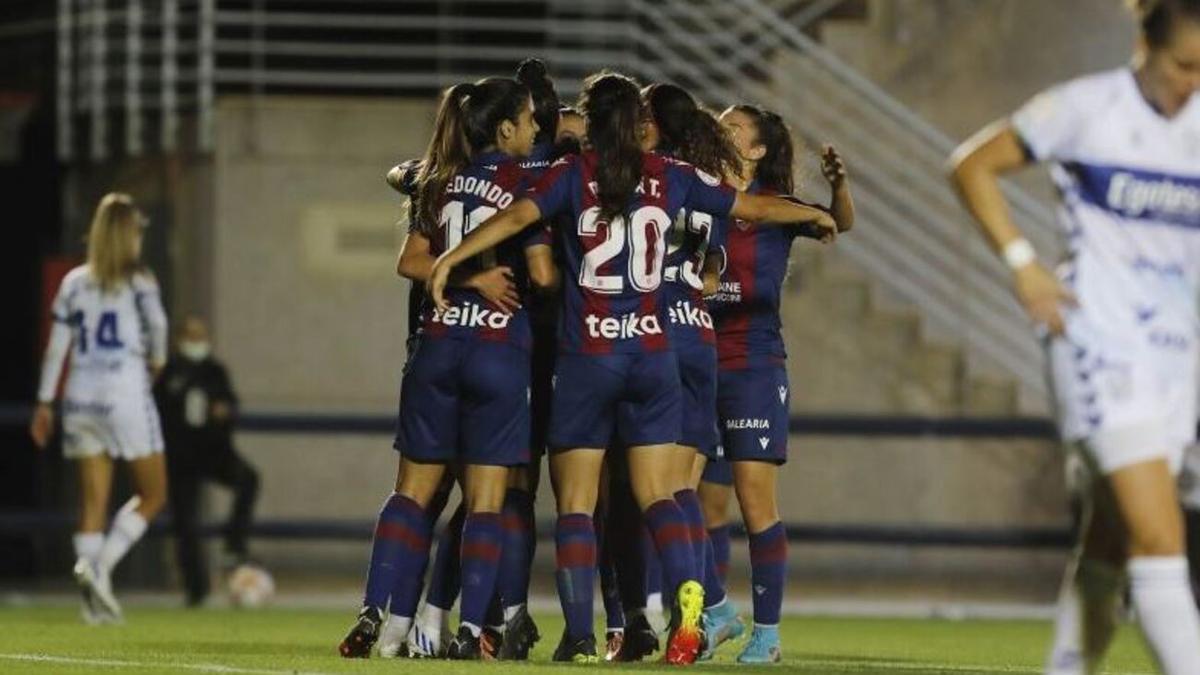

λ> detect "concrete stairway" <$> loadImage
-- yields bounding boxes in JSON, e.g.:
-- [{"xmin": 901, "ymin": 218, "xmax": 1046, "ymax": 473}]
[{"xmin": 781, "ymin": 242, "xmax": 1020, "ymax": 416}]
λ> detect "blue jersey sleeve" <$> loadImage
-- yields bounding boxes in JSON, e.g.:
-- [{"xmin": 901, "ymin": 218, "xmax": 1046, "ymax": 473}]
[
  {"xmin": 677, "ymin": 164, "xmax": 737, "ymax": 219},
  {"xmin": 526, "ymin": 155, "xmax": 576, "ymax": 222}
]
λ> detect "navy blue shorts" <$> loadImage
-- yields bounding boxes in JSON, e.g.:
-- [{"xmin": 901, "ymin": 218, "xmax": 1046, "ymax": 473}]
[
  {"xmin": 700, "ymin": 456, "xmax": 733, "ymax": 486},
  {"xmin": 529, "ymin": 324, "xmax": 557, "ymax": 460},
  {"xmin": 676, "ymin": 342, "xmax": 719, "ymax": 459},
  {"xmin": 394, "ymin": 337, "xmax": 530, "ymax": 466},
  {"xmin": 548, "ymin": 351, "xmax": 681, "ymax": 451},
  {"xmin": 716, "ymin": 365, "xmax": 789, "ymax": 464}
]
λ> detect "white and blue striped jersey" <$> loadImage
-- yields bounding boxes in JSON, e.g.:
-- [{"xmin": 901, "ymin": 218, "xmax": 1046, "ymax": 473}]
[{"xmin": 1013, "ymin": 67, "xmax": 1200, "ymax": 460}]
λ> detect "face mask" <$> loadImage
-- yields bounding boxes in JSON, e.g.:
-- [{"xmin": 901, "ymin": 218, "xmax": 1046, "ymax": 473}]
[{"xmin": 179, "ymin": 341, "xmax": 211, "ymax": 362}]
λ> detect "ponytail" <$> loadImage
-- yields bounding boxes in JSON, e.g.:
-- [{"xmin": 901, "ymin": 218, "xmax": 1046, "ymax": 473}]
[
  {"xmin": 414, "ymin": 78, "xmax": 531, "ymax": 231},
  {"xmin": 580, "ymin": 72, "xmax": 644, "ymax": 220},
  {"xmin": 415, "ymin": 83, "xmax": 474, "ymax": 231},
  {"xmin": 516, "ymin": 58, "xmax": 560, "ymax": 145},
  {"xmin": 644, "ymin": 83, "xmax": 739, "ymax": 180}
]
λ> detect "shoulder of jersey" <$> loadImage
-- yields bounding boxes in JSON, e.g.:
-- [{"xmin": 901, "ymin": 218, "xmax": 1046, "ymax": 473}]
[
  {"xmin": 131, "ymin": 269, "xmax": 160, "ymax": 292},
  {"xmin": 61, "ymin": 264, "xmax": 91, "ymax": 289},
  {"xmin": 1047, "ymin": 68, "xmax": 1128, "ymax": 110}
]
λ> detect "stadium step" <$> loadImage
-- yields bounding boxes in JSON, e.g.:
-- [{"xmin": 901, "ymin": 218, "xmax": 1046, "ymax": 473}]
[{"xmin": 782, "ymin": 245, "xmax": 1021, "ymax": 416}]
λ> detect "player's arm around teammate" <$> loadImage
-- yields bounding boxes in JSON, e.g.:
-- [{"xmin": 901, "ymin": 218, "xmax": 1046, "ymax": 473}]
[
  {"xmin": 950, "ymin": 2, "xmax": 1200, "ymax": 671},
  {"xmin": 30, "ymin": 193, "xmax": 169, "ymax": 623}
]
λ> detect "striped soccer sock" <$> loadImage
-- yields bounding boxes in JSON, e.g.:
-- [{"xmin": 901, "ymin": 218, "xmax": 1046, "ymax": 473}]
[{"xmin": 555, "ymin": 513, "xmax": 597, "ymax": 640}]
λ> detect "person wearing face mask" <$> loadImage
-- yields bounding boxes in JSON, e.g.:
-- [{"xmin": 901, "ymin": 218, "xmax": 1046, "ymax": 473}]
[{"xmin": 154, "ymin": 316, "xmax": 259, "ymax": 607}]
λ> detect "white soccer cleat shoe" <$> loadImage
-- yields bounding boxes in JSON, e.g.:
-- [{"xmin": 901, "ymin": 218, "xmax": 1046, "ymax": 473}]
[{"xmin": 73, "ymin": 558, "xmax": 122, "ymax": 622}]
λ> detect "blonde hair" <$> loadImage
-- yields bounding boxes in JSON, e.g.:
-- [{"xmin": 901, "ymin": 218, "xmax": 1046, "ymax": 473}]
[{"xmin": 86, "ymin": 192, "xmax": 145, "ymax": 291}]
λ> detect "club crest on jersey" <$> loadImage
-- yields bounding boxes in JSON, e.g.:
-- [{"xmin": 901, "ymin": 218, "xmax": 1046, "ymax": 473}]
[
  {"xmin": 778, "ymin": 386, "xmax": 787, "ymax": 404},
  {"xmin": 431, "ymin": 301, "xmax": 512, "ymax": 329},
  {"xmin": 585, "ymin": 312, "xmax": 663, "ymax": 340},
  {"xmin": 667, "ymin": 299, "xmax": 714, "ymax": 329}
]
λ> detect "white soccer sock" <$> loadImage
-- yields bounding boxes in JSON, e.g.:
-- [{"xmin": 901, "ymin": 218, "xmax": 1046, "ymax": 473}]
[
  {"xmin": 1046, "ymin": 557, "xmax": 1125, "ymax": 675},
  {"xmin": 1129, "ymin": 556, "xmax": 1200, "ymax": 675},
  {"xmin": 72, "ymin": 532, "xmax": 104, "ymax": 564},
  {"xmin": 461, "ymin": 621, "xmax": 481, "ymax": 638},
  {"xmin": 97, "ymin": 498, "xmax": 148, "ymax": 574},
  {"xmin": 417, "ymin": 603, "xmax": 446, "ymax": 632},
  {"xmin": 380, "ymin": 614, "xmax": 412, "ymax": 649}
]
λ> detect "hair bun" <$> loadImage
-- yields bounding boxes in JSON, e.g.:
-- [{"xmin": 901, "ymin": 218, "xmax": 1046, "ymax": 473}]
[{"xmin": 516, "ymin": 58, "xmax": 549, "ymax": 85}]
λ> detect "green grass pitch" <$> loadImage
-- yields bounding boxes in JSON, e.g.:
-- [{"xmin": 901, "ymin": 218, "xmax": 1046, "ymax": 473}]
[{"xmin": 0, "ymin": 606, "xmax": 1158, "ymax": 674}]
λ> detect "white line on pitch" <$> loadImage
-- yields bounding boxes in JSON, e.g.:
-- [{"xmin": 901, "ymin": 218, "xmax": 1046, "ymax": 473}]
[{"xmin": 0, "ymin": 653, "xmax": 333, "ymax": 675}]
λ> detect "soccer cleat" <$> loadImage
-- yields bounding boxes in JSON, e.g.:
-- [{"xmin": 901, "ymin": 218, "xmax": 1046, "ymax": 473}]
[
  {"xmin": 551, "ymin": 631, "xmax": 599, "ymax": 663},
  {"xmin": 338, "ymin": 606, "xmax": 383, "ymax": 658},
  {"xmin": 737, "ymin": 625, "xmax": 782, "ymax": 664},
  {"xmin": 664, "ymin": 580, "xmax": 705, "ymax": 665},
  {"xmin": 498, "ymin": 605, "xmax": 540, "ymax": 660},
  {"xmin": 699, "ymin": 600, "xmax": 745, "ymax": 660},
  {"xmin": 73, "ymin": 558, "xmax": 121, "ymax": 622},
  {"xmin": 78, "ymin": 585, "xmax": 103, "ymax": 626},
  {"xmin": 604, "ymin": 630, "xmax": 625, "ymax": 661},
  {"xmin": 614, "ymin": 614, "xmax": 660, "ymax": 662},
  {"xmin": 405, "ymin": 619, "xmax": 446, "ymax": 658},
  {"xmin": 446, "ymin": 626, "xmax": 483, "ymax": 661}
]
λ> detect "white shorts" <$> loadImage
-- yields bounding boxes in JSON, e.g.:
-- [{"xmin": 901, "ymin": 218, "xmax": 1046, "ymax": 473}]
[
  {"xmin": 61, "ymin": 390, "xmax": 164, "ymax": 461},
  {"xmin": 1048, "ymin": 317, "xmax": 1196, "ymax": 476}
]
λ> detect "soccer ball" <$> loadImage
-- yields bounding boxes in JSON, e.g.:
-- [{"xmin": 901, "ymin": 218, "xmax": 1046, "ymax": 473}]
[{"xmin": 226, "ymin": 563, "xmax": 274, "ymax": 609}]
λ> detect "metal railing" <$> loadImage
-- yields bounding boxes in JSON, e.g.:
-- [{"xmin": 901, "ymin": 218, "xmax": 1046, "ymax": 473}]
[{"xmin": 55, "ymin": 0, "xmax": 1059, "ymax": 409}]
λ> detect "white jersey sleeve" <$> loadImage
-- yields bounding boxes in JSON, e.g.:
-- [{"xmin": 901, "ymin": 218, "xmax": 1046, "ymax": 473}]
[
  {"xmin": 132, "ymin": 272, "xmax": 168, "ymax": 368},
  {"xmin": 36, "ymin": 269, "xmax": 80, "ymax": 402},
  {"xmin": 1011, "ymin": 78, "xmax": 1100, "ymax": 162}
]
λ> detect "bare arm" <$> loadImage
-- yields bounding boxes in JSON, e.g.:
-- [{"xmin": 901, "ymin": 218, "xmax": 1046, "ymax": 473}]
[
  {"xmin": 822, "ymin": 145, "xmax": 855, "ymax": 232},
  {"xmin": 731, "ymin": 193, "xmax": 838, "ymax": 241},
  {"xmin": 429, "ymin": 199, "xmax": 544, "ymax": 310},
  {"xmin": 701, "ymin": 250, "xmax": 722, "ymax": 297},
  {"xmin": 525, "ymin": 243, "xmax": 560, "ymax": 293},
  {"xmin": 397, "ymin": 229, "xmax": 522, "ymax": 313},
  {"xmin": 30, "ymin": 320, "xmax": 72, "ymax": 449},
  {"xmin": 948, "ymin": 121, "xmax": 1074, "ymax": 334}
]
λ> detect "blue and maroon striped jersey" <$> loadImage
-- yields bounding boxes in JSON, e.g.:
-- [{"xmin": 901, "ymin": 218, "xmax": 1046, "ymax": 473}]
[
  {"xmin": 419, "ymin": 150, "xmax": 551, "ymax": 350},
  {"xmin": 710, "ymin": 181, "xmax": 806, "ymax": 370},
  {"xmin": 526, "ymin": 150, "xmax": 735, "ymax": 355},
  {"xmin": 663, "ymin": 172, "xmax": 727, "ymax": 347}
]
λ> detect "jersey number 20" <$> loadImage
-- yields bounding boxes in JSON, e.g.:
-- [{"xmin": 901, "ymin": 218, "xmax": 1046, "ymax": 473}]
[{"xmin": 578, "ymin": 205, "xmax": 672, "ymax": 293}]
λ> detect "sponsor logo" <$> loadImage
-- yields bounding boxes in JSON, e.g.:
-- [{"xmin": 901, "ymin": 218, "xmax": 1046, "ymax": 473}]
[
  {"xmin": 585, "ymin": 312, "xmax": 663, "ymax": 340},
  {"xmin": 446, "ymin": 175, "xmax": 515, "ymax": 209},
  {"xmin": 778, "ymin": 386, "xmax": 788, "ymax": 404},
  {"xmin": 1149, "ymin": 330, "xmax": 1190, "ymax": 351},
  {"xmin": 666, "ymin": 299, "xmax": 714, "ymax": 329},
  {"xmin": 753, "ymin": 584, "xmax": 767, "ymax": 596},
  {"xmin": 1105, "ymin": 171, "xmax": 1200, "ymax": 219},
  {"xmin": 710, "ymin": 280, "xmax": 742, "ymax": 304},
  {"xmin": 726, "ymin": 418, "xmax": 770, "ymax": 430},
  {"xmin": 431, "ymin": 301, "xmax": 513, "ymax": 329},
  {"xmin": 758, "ymin": 437, "xmax": 770, "ymax": 450}
]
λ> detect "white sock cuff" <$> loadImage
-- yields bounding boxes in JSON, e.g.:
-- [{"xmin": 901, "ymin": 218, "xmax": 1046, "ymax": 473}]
[
  {"xmin": 113, "ymin": 508, "xmax": 149, "ymax": 540},
  {"xmin": 1128, "ymin": 555, "xmax": 1189, "ymax": 583},
  {"xmin": 72, "ymin": 532, "xmax": 104, "ymax": 559}
]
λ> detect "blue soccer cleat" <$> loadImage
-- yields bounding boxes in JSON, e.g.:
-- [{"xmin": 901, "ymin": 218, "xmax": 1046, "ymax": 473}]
[
  {"xmin": 699, "ymin": 600, "xmax": 745, "ymax": 660},
  {"xmin": 737, "ymin": 625, "xmax": 782, "ymax": 664}
]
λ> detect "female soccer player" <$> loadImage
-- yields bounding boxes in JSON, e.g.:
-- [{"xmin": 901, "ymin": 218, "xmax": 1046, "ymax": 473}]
[
  {"xmin": 711, "ymin": 104, "xmax": 854, "ymax": 663},
  {"xmin": 30, "ymin": 192, "xmax": 170, "ymax": 624},
  {"xmin": 950, "ymin": 2, "xmax": 1200, "ymax": 673},
  {"xmin": 338, "ymin": 76, "xmax": 556, "ymax": 661},
  {"xmin": 428, "ymin": 71, "xmax": 837, "ymax": 664},
  {"xmin": 613, "ymin": 81, "xmax": 743, "ymax": 661}
]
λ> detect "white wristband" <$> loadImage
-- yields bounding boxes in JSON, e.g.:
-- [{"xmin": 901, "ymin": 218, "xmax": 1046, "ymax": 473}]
[{"xmin": 1002, "ymin": 238, "xmax": 1036, "ymax": 270}]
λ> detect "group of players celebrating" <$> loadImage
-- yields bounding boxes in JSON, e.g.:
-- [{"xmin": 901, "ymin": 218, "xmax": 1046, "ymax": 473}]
[{"xmin": 336, "ymin": 60, "xmax": 853, "ymax": 665}]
